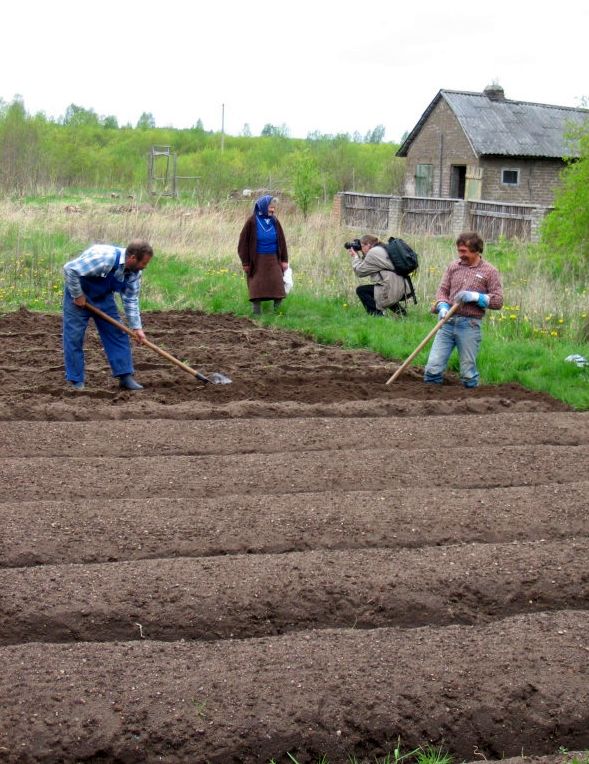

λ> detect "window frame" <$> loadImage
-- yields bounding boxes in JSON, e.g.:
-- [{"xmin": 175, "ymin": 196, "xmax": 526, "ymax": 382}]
[{"xmin": 501, "ymin": 168, "xmax": 520, "ymax": 186}]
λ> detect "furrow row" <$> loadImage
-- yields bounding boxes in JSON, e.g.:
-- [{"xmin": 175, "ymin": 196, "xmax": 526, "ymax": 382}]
[
  {"xmin": 2, "ymin": 482, "xmax": 588, "ymax": 567},
  {"xmin": 1, "ymin": 445, "xmax": 586, "ymax": 501},
  {"xmin": 1, "ymin": 540, "xmax": 588, "ymax": 645},
  {"xmin": 0, "ymin": 611, "xmax": 587, "ymax": 763},
  {"xmin": 1, "ymin": 411, "xmax": 587, "ymax": 456}
]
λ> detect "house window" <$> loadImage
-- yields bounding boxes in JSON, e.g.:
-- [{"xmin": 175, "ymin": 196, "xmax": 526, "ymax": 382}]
[
  {"xmin": 415, "ymin": 164, "xmax": 433, "ymax": 196},
  {"xmin": 502, "ymin": 168, "xmax": 520, "ymax": 186}
]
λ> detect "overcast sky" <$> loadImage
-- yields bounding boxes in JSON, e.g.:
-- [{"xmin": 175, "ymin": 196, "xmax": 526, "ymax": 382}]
[{"xmin": 2, "ymin": 0, "xmax": 587, "ymax": 143}]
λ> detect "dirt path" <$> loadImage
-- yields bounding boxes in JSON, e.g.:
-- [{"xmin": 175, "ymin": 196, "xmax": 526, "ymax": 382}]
[{"xmin": 0, "ymin": 309, "xmax": 587, "ymax": 764}]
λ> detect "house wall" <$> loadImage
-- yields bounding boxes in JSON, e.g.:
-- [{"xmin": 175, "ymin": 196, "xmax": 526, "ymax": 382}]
[
  {"xmin": 403, "ymin": 100, "xmax": 477, "ymax": 197},
  {"xmin": 479, "ymin": 157, "xmax": 566, "ymax": 206},
  {"xmin": 403, "ymin": 99, "xmax": 567, "ymax": 206}
]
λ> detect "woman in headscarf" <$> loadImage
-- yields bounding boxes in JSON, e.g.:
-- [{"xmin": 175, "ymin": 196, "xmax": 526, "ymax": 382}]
[{"xmin": 238, "ymin": 195, "xmax": 289, "ymax": 315}]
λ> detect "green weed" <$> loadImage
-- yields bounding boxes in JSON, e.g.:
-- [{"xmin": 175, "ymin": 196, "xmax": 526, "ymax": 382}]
[
  {"xmin": 190, "ymin": 699, "xmax": 207, "ymax": 719},
  {"xmin": 270, "ymin": 739, "xmax": 452, "ymax": 764},
  {"xmin": 567, "ymin": 755, "xmax": 589, "ymax": 764}
]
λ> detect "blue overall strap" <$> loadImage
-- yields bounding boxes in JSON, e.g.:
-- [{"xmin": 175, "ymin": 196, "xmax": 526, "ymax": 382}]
[{"xmin": 79, "ymin": 248, "xmax": 128, "ymax": 302}]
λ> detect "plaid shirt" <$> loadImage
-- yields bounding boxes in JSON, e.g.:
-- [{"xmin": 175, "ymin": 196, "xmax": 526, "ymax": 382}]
[
  {"xmin": 63, "ymin": 244, "xmax": 144, "ymax": 329},
  {"xmin": 434, "ymin": 258, "xmax": 503, "ymax": 319}
]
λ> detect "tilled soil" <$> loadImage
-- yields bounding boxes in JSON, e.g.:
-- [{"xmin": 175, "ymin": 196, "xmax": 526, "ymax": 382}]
[
  {"xmin": 0, "ymin": 307, "xmax": 568, "ymax": 421},
  {"xmin": 0, "ymin": 308, "xmax": 587, "ymax": 764}
]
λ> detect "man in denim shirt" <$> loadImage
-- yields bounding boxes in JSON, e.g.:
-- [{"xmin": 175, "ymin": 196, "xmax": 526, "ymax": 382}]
[
  {"xmin": 63, "ymin": 240, "xmax": 153, "ymax": 391},
  {"xmin": 424, "ymin": 232, "xmax": 503, "ymax": 388}
]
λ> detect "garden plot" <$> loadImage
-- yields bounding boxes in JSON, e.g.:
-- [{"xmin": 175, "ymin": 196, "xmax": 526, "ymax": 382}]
[{"xmin": 0, "ymin": 309, "xmax": 587, "ymax": 764}]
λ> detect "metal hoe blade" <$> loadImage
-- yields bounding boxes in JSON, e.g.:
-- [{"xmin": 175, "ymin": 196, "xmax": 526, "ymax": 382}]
[{"xmin": 206, "ymin": 372, "xmax": 232, "ymax": 385}]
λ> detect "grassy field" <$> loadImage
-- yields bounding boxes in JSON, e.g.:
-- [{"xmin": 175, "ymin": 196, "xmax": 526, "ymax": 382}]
[{"xmin": 1, "ymin": 194, "xmax": 588, "ymax": 409}]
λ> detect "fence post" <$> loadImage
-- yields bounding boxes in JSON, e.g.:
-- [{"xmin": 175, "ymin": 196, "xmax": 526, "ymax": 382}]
[
  {"xmin": 388, "ymin": 196, "xmax": 403, "ymax": 235},
  {"xmin": 332, "ymin": 192, "xmax": 344, "ymax": 224},
  {"xmin": 451, "ymin": 200, "xmax": 469, "ymax": 236},
  {"xmin": 530, "ymin": 206, "xmax": 549, "ymax": 243}
]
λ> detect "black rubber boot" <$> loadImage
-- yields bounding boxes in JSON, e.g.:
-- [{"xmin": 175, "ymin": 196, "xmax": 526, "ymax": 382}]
[
  {"xmin": 118, "ymin": 374, "xmax": 143, "ymax": 391},
  {"xmin": 252, "ymin": 300, "xmax": 262, "ymax": 315},
  {"xmin": 390, "ymin": 303, "xmax": 408, "ymax": 317},
  {"xmin": 273, "ymin": 299, "xmax": 282, "ymax": 311}
]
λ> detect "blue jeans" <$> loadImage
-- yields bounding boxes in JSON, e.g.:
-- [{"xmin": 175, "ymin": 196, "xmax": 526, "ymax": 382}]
[
  {"xmin": 63, "ymin": 290, "xmax": 134, "ymax": 384},
  {"xmin": 423, "ymin": 316, "xmax": 482, "ymax": 388}
]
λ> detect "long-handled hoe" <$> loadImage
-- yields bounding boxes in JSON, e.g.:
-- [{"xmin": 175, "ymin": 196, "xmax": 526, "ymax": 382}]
[
  {"xmin": 385, "ymin": 302, "xmax": 460, "ymax": 384},
  {"xmin": 85, "ymin": 302, "xmax": 232, "ymax": 385}
]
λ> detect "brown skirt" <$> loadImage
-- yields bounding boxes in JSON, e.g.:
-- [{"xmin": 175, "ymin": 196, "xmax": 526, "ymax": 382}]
[{"xmin": 247, "ymin": 255, "xmax": 286, "ymax": 301}]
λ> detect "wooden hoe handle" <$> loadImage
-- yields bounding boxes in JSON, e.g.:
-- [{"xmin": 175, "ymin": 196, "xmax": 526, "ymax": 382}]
[
  {"xmin": 84, "ymin": 302, "xmax": 210, "ymax": 383},
  {"xmin": 385, "ymin": 302, "xmax": 460, "ymax": 385}
]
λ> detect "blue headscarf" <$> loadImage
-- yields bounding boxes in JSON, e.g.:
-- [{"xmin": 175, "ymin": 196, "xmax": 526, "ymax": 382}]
[{"xmin": 254, "ymin": 195, "xmax": 274, "ymax": 217}]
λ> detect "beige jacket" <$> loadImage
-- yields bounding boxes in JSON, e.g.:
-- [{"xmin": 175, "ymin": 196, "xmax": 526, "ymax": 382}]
[{"xmin": 351, "ymin": 245, "xmax": 409, "ymax": 310}]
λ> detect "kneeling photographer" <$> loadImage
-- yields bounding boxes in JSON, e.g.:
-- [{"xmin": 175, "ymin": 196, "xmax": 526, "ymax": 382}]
[{"xmin": 346, "ymin": 234, "xmax": 409, "ymax": 317}]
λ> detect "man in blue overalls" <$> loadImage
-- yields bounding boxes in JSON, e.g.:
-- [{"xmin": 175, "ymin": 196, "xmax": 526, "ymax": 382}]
[{"xmin": 62, "ymin": 240, "xmax": 154, "ymax": 391}]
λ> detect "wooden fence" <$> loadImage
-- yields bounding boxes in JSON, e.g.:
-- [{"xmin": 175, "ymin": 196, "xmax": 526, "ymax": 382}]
[
  {"xmin": 469, "ymin": 200, "xmax": 535, "ymax": 241},
  {"xmin": 338, "ymin": 193, "xmax": 551, "ymax": 242},
  {"xmin": 401, "ymin": 197, "xmax": 454, "ymax": 236},
  {"xmin": 340, "ymin": 193, "xmax": 391, "ymax": 230}
]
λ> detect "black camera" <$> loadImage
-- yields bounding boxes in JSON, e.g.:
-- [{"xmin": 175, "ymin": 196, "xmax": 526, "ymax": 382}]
[{"xmin": 344, "ymin": 239, "xmax": 362, "ymax": 252}]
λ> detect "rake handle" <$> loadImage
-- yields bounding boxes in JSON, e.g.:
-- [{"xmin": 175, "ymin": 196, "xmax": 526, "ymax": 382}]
[
  {"xmin": 84, "ymin": 302, "xmax": 210, "ymax": 383},
  {"xmin": 385, "ymin": 302, "xmax": 460, "ymax": 385}
]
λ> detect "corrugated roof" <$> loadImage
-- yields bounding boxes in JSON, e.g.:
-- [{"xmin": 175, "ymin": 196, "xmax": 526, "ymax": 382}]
[{"xmin": 397, "ymin": 89, "xmax": 589, "ymax": 159}]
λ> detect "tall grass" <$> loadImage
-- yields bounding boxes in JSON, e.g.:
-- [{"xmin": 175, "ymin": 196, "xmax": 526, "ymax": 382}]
[{"xmin": 1, "ymin": 196, "xmax": 588, "ymax": 408}]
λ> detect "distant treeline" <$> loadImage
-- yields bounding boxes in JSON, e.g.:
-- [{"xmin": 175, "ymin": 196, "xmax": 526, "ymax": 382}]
[{"xmin": 0, "ymin": 97, "xmax": 405, "ymax": 204}]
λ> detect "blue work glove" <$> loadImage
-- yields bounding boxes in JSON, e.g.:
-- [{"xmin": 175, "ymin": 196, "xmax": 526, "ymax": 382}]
[
  {"xmin": 454, "ymin": 290, "xmax": 490, "ymax": 308},
  {"xmin": 436, "ymin": 302, "xmax": 450, "ymax": 321}
]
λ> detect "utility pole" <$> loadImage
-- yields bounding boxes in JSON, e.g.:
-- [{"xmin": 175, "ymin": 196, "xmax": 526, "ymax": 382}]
[{"xmin": 221, "ymin": 103, "xmax": 225, "ymax": 153}]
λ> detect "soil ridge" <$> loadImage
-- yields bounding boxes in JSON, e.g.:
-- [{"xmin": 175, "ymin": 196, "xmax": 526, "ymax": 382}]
[{"xmin": 0, "ymin": 611, "xmax": 587, "ymax": 763}]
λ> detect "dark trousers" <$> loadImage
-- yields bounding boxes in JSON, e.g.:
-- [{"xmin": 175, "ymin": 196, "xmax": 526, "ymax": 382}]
[{"xmin": 356, "ymin": 285, "xmax": 406, "ymax": 317}]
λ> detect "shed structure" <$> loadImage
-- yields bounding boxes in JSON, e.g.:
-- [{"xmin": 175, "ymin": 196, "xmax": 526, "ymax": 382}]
[{"xmin": 397, "ymin": 86, "xmax": 589, "ymax": 206}]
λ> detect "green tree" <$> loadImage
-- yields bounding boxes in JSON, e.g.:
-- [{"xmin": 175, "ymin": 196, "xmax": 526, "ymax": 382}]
[
  {"xmin": 290, "ymin": 150, "xmax": 322, "ymax": 217},
  {"xmin": 364, "ymin": 124, "xmax": 386, "ymax": 144},
  {"xmin": 0, "ymin": 97, "xmax": 45, "ymax": 192},
  {"xmin": 102, "ymin": 115, "xmax": 119, "ymax": 129},
  {"xmin": 63, "ymin": 104, "xmax": 99, "ymax": 127},
  {"xmin": 136, "ymin": 112, "xmax": 156, "ymax": 129},
  {"xmin": 542, "ymin": 123, "xmax": 589, "ymax": 269},
  {"xmin": 0, "ymin": 97, "xmax": 402, "ymax": 198},
  {"xmin": 261, "ymin": 123, "xmax": 289, "ymax": 138}
]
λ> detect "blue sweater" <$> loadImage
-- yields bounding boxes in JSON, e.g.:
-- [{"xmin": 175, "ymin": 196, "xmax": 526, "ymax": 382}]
[{"xmin": 255, "ymin": 216, "xmax": 278, "ymax": 254}]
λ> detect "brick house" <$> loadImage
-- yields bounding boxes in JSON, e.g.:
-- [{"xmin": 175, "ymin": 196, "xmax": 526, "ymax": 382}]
[{"xmin": 397, "ymin": 85, "xmax": 589, "ymax": 206}]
